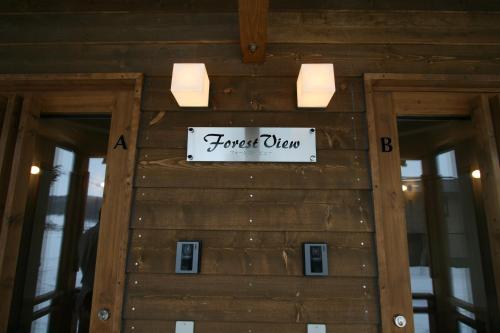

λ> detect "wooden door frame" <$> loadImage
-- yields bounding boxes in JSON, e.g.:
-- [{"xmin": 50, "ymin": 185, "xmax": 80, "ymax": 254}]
[
  {"xmin": 364, "ymin": 74, "xmax": 500, "ymax": 333},
  {"xmin": 0, "ymin": 73, "xmax": 143, "ymax": 332}
]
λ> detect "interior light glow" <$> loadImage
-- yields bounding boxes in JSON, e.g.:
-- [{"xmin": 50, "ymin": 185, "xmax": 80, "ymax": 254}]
[
  {"xmin": 297, "ymin": 64, "xmax": 335, "ymax": 108},
  {"xmin": 401, "ymin": 184, "xmax": 408, "ymax": 192},
  {"xmin": 170, "ymin": 63, "xmax": 210, "ymax": 107},
  {"xmin": 30, "ymin": 165, "xmax": 41, "ymax": 175},
  {"xmin": 471, "ymin": 169, "xmax": 481, "ymax": 179}
]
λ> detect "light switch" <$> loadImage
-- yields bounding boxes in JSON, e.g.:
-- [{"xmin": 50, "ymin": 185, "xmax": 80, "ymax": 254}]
[
  {"xmin": 175, "ymin": 321, "xmax": 194, "ymax": 333},
  {"xmin": 307, "ymin": 323, "xmax": 326, "ymax": 333}
]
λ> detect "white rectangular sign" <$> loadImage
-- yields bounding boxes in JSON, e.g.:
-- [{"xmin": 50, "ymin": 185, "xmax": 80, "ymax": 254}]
[{"xmin": 187, "ymin": 127, "xmax": 317, "ymax": 162}]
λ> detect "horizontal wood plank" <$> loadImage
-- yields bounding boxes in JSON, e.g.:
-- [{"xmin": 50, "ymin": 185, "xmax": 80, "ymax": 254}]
[
  {"xmin": 131, "ymin": 201, "xmax": 373, "ymax": 231},
  {"xmin": 2, "ymin": 11, "xmax": 500, "ymax": 45},
  {"xmin": 127, "ymin": 231, "xmax": 376, "ymax": 276},
  {"xmin": 126, "ymin": 274, "xmax": 377, "ymax": 300},
  {"xmin": 1, "ymin": 43, "xmax": 500, "ymax": 77},
  {"xmin": 139, "ymin": 112, "xmax": 368, "ymax": 150},
  {"xmin": 142, "ymin": 76, "xmax": 365, "ymax": 112},
  {"xmin": 123, "ymin": 297, "xmax": 379, "ymax": 323},
  {"xmin": 129, "ymin": 230, "xmax": 374, "ymax": 250},
  {"xmin": 133, "ymin": 188, "xmax": 372, "ymax": 204},
  {"xmin": 392, "ymin": 91, "xmax": 475, "ymax": 116},
  {"xmin": 122, "ymin": 320, "xmax": 379, "ymax": 333},
  {"xmin": 1, "ymin": 0, "xmax": 499, "ymax": 12},
  {"xmin": 269, "ymin": 11, "xmax": 500, "ymax": 45},
  {"xmin": 135, "ymin": 149, "xmax": 370, "ymax": 189}
]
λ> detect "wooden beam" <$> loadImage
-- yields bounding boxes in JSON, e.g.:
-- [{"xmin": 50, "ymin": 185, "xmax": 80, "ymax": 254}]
[{"xmin": 238, "ymin": 0, "xmax": 268, "ymax": 63}]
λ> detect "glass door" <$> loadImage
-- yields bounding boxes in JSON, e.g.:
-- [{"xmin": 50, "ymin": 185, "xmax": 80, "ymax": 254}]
[
  {"xmin": 398, "ymin": 118, "xmax": 495, "ymax": 333},
  {"xmin": 10, "ymin": 116, "xmax": 110, "ymax": 333}
]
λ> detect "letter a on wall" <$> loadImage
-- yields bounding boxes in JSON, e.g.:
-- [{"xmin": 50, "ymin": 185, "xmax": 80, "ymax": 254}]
[{"xmin": 114, "ymin": 135, "xmax": 128, "ymax": 150}]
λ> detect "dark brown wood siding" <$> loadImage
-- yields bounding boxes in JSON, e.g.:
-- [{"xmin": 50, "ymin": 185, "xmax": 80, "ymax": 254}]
[
  {"xmin": 1, "ymin": 3, "xmax": 500, "ymax": 332},
  {"xmin": 125, "ymin": 107, "xmax": 377, "ymax": 332}
]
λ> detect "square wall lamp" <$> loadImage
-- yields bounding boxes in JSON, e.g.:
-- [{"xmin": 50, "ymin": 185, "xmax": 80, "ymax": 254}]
[
  {"xmin": 297, "ymin": 64, "xmax": 335, "ymax": 108},
  {"xmin": 170, "ymin": 63, "xmax": 210, "ymax": 107}
]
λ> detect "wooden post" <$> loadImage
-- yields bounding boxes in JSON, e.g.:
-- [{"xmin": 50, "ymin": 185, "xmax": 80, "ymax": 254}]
[
  {"xmin": 471, "ymin": 95, "xmax": 500, "ymax": 330},
  {"xmin": 0, "ymin": 95, "xmax": 40, "ymax": 330},
  {"xmin": 90, "ymin": 82, "xmax": 143, "ymax": 332},
  {"xmin": 365, "ymin": 84, "xmax": 415, "ymax": 332}
]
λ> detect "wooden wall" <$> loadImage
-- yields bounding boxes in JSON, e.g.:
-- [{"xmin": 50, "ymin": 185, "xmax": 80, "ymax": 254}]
[{"xmin": 1, "ymin": 2, "xmax": 500, "ymax": 332}]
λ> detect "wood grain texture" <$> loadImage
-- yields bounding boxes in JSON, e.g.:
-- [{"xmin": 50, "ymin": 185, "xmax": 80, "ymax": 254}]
[
  {"xmin": 0, "ymin": 95, "xmax": 39, "ymax": 331},
  {"xmin": 126, "ymin": 274, "xmax": 377, "ymax": 299},
  {"xmin": 0, "ymin": 95, "xmax": 21, "ymax": 234},
  {"xmin": 392, "ymin": 92, "xmax": 476, "ymax": 116},
  {"xmin": 122, "ymin": 320, "xmax": 379, "ymax": 333},
  {"xmin": 141, "ymin": 76, "xmax": 365, "ymax": 112},
  {"xmin": 490, "ymin": 96, "xmax": 500, "ymax": 159},
  {"xmin": 123, "ymin": 297, "xmax": 379, "ymax": 323},
  {"xmin": 135, "ymin": 149, "xmax": 370, "ymax": 189},
  {"xmin": 1, "ymin": 0, "xmax": 499, "ymax": 12},
  {"xmin": 239, "ymin": 0, "xmax": 268, "ymax": 63},
  {"xmin": 472, "ymin": 95, "xmax": 500, "ymax": 315},
  {"xmin": 90, "ymin": 81, "xmax": 143, "ymax": 332},
  {"xmin": 364, "ymin": 86, "xmax": 414, "ymax": 332},
  {"xmin": 131, "ymin": 201, "xmax": 372, "ymax": 232},
  {"xmin": 1, "ymin": 43, "xmax": 500, "ymax": 77},
  {"xmin": 133, "ymin": 188, "xmax": 372, "ymax": 204},
  {"xmin": 268, "ymin": 11, "xmax": 500, "ymax": 45},
  {"xmin": 127, "ymin": 230, "xmax": 376, "ymax": 276},
  {"xmin": 1, "ymin": 11, "xmax": 500, "ymax": 45},
  {"xmin": 131, "ymin": 188, "xmax": 373, "ymax": 231},
  {"xmin": 139, "ymin": 111, "xmax": 368, "ymax": 151}
]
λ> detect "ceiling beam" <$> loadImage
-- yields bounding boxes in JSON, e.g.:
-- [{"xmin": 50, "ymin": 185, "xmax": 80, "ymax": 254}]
[{"xmin": 238, "ymin": 0, "xmax": 268, "ymax": 63}]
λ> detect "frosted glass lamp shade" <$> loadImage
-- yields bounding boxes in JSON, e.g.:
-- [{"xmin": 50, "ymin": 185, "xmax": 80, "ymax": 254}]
[
  {"xmin": 170, "ymin": 63, "xmax": 210, "ymax": 107},
  {"xmin": 297, "ymin": 64, "xmax": 335, "ymax": 108}
]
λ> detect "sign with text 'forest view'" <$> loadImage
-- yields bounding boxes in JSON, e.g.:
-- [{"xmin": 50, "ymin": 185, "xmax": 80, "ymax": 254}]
[{"xmin": 186, "ymin": 127, "xmax": 317, "ymax": 162}]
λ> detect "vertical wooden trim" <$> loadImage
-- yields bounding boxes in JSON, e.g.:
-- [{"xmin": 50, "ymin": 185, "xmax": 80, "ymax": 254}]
[
  {"xmin": 365, "ymin": 78, "xmax": 414, "ymax": 333},
  {"xmin": 489, "ymin": 96, "xmax": 500, "ymax": 161},
  {"xmin": 90, "ymin": 77, "xmax": 143, "ymax": 332},
  {"xmin": 472, "ymin": 95, "xmax": 500, "ymax": 329},
  {"xmin": 421, "ymin": 158, "xmax": 454, "ymax": 332},
  {"xmin": 0, "ymin": 96, "xmax": 7, "ymax": 133},
  {"xmin": 238, "ymin": 0, "xmax": 268, "ymax": 63},
  {"xmin": 0, "ymin": 95, "xmax": 40, "ymax": 331},
  {"xmin": 0, "ymin": 95, "xmax": 22, "ymax": 233}
]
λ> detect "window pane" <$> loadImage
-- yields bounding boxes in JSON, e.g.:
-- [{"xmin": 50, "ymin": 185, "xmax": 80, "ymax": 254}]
[
  {"xmin": 35, "ymin": 147, "xmax": 75, "ymax": 296},
  {"xmin": 401, "ymin": 160, "xmax": 423, "ymax": 178},
  {"xmin": 76, "ymin": 157, "xmax": 105, "ymax": 288},
  {"xmin": 458, "ymin": 322, "xmax": 477, "ymax": 333},
  {"xmin": 412, "ymin": 299, "xmax": 428, "ymax": 308},
  {"xmin": 414, "ymin": 313, "xmax": 430, "ymax": 333},
  {"xmin": 401, "ymin": 159, "xmax": 433, "ymax": 294},
  {"xmin": 84, "ymin": 157, "xmax": 106, "ymax": 231},
  {"xmin": 436, "ymin": 150, "xmax": 458, "ymax": 179},
  {"xmin": 30, "ymin": 314, "xmax": 49, "ymax": 333}
]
